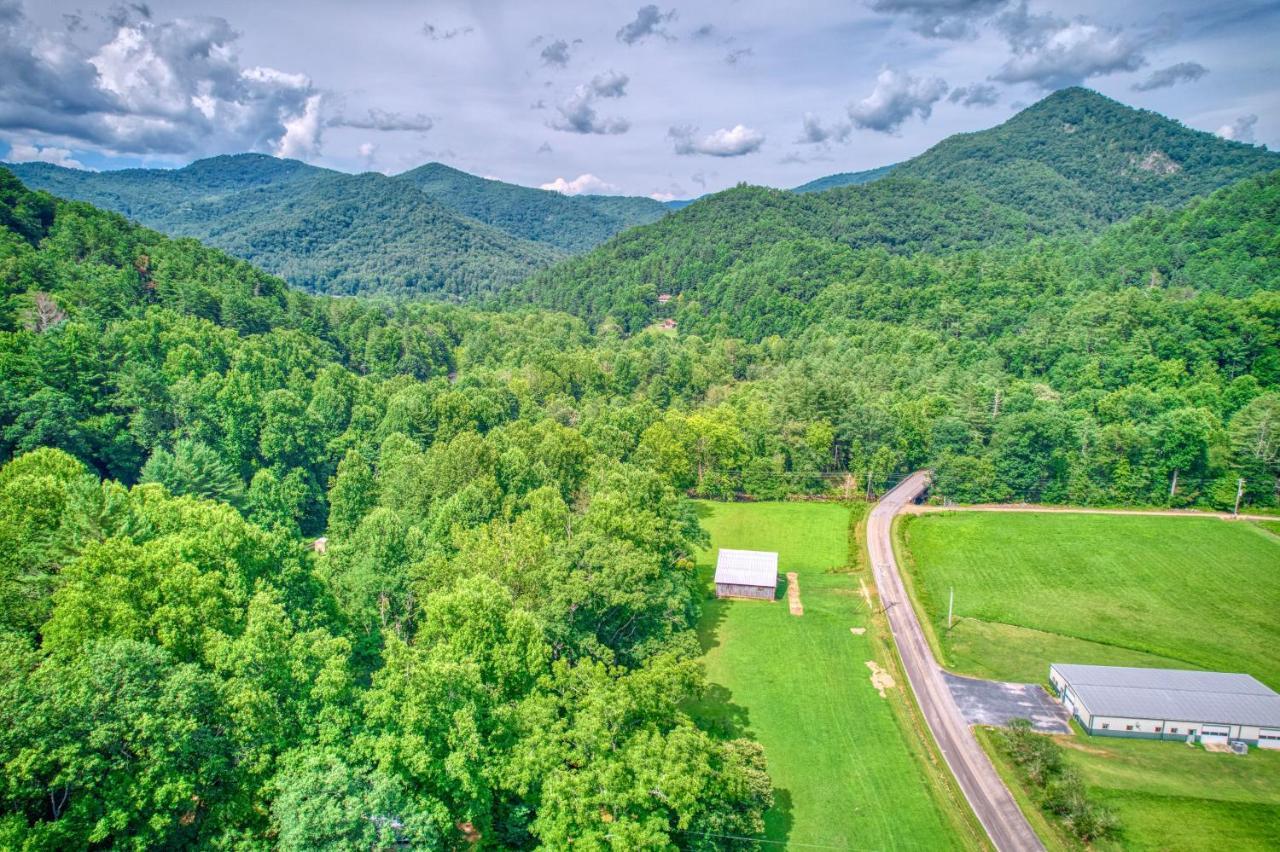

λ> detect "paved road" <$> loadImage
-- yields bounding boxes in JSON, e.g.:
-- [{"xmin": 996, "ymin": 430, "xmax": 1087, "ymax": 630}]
[
  {"xmin": 868, "ymin": 471, "xmax": 1044, "ymax": 852},
  {"xmin": 944, "ymin": 673, "xmax": 1071, "ymax": 734}
]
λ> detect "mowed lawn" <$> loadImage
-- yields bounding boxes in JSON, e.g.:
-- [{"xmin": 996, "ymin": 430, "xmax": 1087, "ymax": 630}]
[
  {"xmin": 901, "ymin": 511, "xmax": 1280, "ymax": 850},
  {"xmin": 689, "ymin": 501, "xmax": 966, "ymax": 850},
  {"xmin": 899, "ymin": 512, "xmax": 1280, "ymax": 689}
]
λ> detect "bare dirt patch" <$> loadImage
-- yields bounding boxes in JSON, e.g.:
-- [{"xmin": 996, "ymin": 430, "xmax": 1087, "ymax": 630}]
[
  {"xmin": 1133, "ymin": 150, "xmax": 1181, "ymax": 175},
  {"xmin": 786, "ymin": 572, "xmax": 803, "ymax": 615},
  {"xmin": 866, "ymin": 660, "xmax": 896, "ymax": 698},
  {"xmin": 1059, "ymin": 739, "xmax": 1113, "ymax": 757},
  {"xmin": 850, "ymin": 627, "xmax": 866, "ymax": 636},
  {"xmin": 858, "ymin": 577, "xmax": 873, "ymax": 608},
  {"xmin": 1203, "ymin": 741, "xmax": 1232, "ymax": 754}
]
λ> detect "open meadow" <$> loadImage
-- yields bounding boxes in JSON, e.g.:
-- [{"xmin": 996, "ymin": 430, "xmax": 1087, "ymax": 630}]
[
  {"xmin": 901, "ymin": 510, "xmax": 1280, "ymax": 850},
  {"xmin": 688, "ymin": 501, "xmax": 978, "ymax": 850},
  {"xmin": 899, "ymin": 512, "xmax": 1280, "ymax": 689}
]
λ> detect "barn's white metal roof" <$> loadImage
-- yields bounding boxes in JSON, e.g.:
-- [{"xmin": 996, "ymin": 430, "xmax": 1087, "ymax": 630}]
[
  {"xmin": 714, "ymin": 548, "xmax": 778, "ymax": 588},
  {"xmin": 1052, "ymin": 664, "xmax": 1280, "ymax": 728}
]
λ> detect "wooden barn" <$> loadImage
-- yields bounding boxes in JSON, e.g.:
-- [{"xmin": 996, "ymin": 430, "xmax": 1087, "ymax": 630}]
[{"xmin": 714, "ymin": 549, "xmax": 778, "ymax": 600}]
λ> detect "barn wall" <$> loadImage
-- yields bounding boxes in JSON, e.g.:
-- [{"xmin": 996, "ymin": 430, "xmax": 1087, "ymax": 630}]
[{"xmin": 715, "ymin": 583, "xmax": 775, "ymax": 600}]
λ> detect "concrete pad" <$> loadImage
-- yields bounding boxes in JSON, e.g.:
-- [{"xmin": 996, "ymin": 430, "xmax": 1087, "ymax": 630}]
[{"xmin": 943, "ymin": 672, "xmax": 1072, "ymax": 734}]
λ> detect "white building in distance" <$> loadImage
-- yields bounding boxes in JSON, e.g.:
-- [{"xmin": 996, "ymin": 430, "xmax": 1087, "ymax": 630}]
[{"xmin": 1050, "ymin": 663, "xmax": 1280, "ymax": 748}]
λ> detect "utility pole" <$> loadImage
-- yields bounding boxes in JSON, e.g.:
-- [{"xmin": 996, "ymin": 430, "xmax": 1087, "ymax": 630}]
[
  {"xmin": 948, "ymin": 587, "xmax": 955, "ymax": 631},
  {"xmin": 1234, "ymin": 478, "xmax": 1245, "ymax": 517}
]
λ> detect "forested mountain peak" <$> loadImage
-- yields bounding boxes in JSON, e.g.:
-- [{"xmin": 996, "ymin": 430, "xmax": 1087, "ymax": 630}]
[
  {"xmin": 518, "ymin": 91, "xmax": 1277, "ymax": 329},
  {"xmin": 392, "ymin": 161, "xmax": 668, "ymax": 252},
  {"xmin": 889, "ymin": 86, "xmax": 1276, "ymax": 222},
  {"xmin": 174, "ymin": 152, "xmax": 325, "ymax": 185}
]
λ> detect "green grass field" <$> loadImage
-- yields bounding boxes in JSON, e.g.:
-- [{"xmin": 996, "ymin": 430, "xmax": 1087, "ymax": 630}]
[
  {"xmin": 979, "ymin": 728, "xmax": 1280, "ymax": 851},
  {"xmin": 900, "ymin": 510, "xmax": 1280, "ymax": 850},
  {"xmin": 899, "ymin": 512, "xmax": 1280, "ymax": 689},
  {"xmin": 689, "ymin": 501, "xmax": 975, "ymax": 850}
]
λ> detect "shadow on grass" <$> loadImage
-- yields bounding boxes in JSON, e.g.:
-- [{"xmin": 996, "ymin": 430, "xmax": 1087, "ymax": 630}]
[
  {"xmin": 695, "ymin": 571, "xmax": 732, "ymax": 655},
  {"xmin": 695, "ymin": 683, "xmax": 753, "ymax": 739},
  {"xmin": 686, "ymin": 683, "xmax": 793, "ymax": 851},
  {"xmin": 762, "ymin": 788, "xmax": 795, "ymax": 849}
]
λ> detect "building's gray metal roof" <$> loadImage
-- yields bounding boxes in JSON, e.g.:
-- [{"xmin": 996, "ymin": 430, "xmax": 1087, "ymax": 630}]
[
  {"xmin": 714, "ymin": 548, "xmax": 778, "ymax": 588},
  {"xmin": 1052, "ymin": 664, "xmax": 1280, "ymax": 728}
]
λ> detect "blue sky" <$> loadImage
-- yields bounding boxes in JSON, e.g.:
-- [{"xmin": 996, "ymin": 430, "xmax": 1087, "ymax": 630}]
[{"xmin": 1, "ymin": 0, "xmax": 1276, "ymax": 198}]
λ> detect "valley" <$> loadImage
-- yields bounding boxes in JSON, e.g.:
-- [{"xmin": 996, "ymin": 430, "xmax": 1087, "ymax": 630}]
[{"xmin": 0, "ymin": 80, "xmax": 1277, "ymax": 851}]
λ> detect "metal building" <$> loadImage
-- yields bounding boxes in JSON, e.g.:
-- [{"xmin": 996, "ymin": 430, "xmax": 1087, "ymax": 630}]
[
  {"xmin": 714, "ymin": 549, "xmax": 778, "ymax": 600},
  {"xmin": 1050, "ymin": 663, "xmax": 1280, "ymax": 747}
]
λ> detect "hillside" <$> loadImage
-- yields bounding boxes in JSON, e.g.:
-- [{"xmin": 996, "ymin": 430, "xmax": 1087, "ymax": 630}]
[
  {"xmin": 792, "ymin": 163, "xmax": 897, "ymax": 193},
  {"xmin": 395, "ymin": 162, "xmax": 666, "ymax": 252},
  {"xmin": 8, "ymin": 155, "xmax": 562, "ymax": 297},
  {"xmin": 517, "ymin": 88, "xmax": 1278, "ymax": 328},
  {"xmin": 6, "ymin": 154, "xmax": 662, "ymax": 297},
  {"xmin": 892, "ymin": 87, "xmax": 1275, "ymax": 225}
]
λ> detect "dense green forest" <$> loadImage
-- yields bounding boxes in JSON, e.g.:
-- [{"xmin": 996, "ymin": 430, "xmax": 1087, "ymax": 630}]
[
  {"xmin": 6, "ymin": 155, "xmax": 665, "ymax": 298},
  {"xmin": 0, "ymin": 84, "xmax": 1278, "ymax": 848},
  {"xmin": 0, "ymin": 169, "xmax": 777, "ymax": 848},
  {"xmin": 8, "ymin": 156, "xmax": 562, "ymax": 298},
  {"xmin": 396, "ymin": 163, "xmax": 667, "ymax": 252},
  {"xmin": 515, "ymin": 88, "xmax": 1277, "ymax": 327}
]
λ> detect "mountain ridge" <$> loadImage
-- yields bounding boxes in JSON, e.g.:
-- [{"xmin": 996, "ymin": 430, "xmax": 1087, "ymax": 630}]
[
  {"xmin": 512, "ymin": 87, "xmax": 1278, "ymax": 329},
  {"xmin": 4, "ymin": 154, "xmax": 665, "ymax": 297},
  {"xmin": 394, "ymin": 162, "xmax": 667, "ymax": 252}
]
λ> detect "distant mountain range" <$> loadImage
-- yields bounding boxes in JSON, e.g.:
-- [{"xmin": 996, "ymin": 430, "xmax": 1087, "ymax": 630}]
[
  {"xmin": 5, "ymin": 156, "xmax": 667, "ymax": 298},
  {"xmin": 6, "ymin": 88, "xmax": 1276, "ymax": 302},
  {"xmin": 513, "ymin": 87, "xmax": 1279, "ymax": 330}
]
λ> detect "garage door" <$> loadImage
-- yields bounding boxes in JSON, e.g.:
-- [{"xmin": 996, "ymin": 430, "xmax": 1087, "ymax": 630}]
[
  {"xmin": 1259, "ymin": 729, "xmax": 1280, "ymax": 750},
  {"xmin": 1200, "ymin": 725, "xmax": 1230, "ymax": 744}
]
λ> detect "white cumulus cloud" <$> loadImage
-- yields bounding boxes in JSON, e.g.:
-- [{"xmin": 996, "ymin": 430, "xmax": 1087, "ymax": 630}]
[
  {"xmin": 994, "ymin": 3, "xmax": 1149, "ymax": 89},
  {"xmin": 1216, "ymin": 114, "xmax": 1258, "ymax": 143},
  {"xmin": 670, "ymin": 124, "xmax": 765, "ymax": 156},
  {"xmin": 4, "ymin": 142, "xmax": 88, "ymax": 169},
  {"xmin": 540, "ymin": 173, "xmax": 621, "ymax": 195},
  {"xmin": 849, "ymin": 68, "xmax": 948, "ymax": 133},
  {"xmin": 550, "ymin": 72, "xmax": 631, "ymax": 135},
  {"xmin": 276, "ymin": 94, "xmax": 323, "ymax": 159},
  {"xmin": 0, "ymin": 3, "xmax": 324, "ymax": 159}
]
